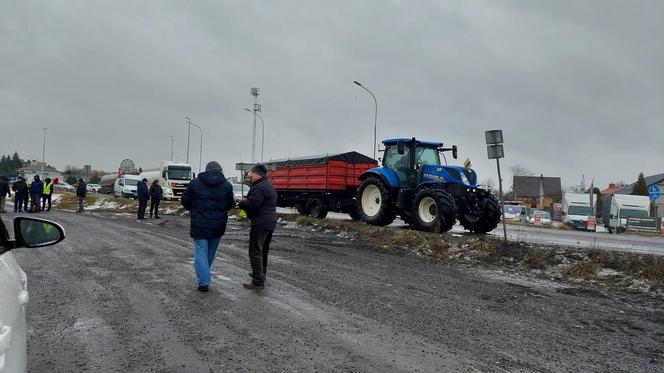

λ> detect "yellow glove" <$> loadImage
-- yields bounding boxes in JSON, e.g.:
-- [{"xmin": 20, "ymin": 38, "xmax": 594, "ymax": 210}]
[{"xmin": 238, "ymin": 209, "xmax": 248, "ymax": 219}]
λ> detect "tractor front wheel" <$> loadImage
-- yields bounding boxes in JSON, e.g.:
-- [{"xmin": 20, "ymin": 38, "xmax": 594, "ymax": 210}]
[
  {"xmin": 458, "ymin": 192, "xmax": 501, "ymax": 233},
  {"xmin": 357, "ymin": 176, "xmax": 395, "ymax": 226}
]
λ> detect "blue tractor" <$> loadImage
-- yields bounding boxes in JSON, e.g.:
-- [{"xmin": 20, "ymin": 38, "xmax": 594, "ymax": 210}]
[{"xmin": 356, "ymin": 138, "xmax": 500, "ymax": 233}]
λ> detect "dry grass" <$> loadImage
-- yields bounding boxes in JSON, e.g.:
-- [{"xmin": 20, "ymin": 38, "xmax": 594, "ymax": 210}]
[{"xmin": 564, "ymin": 260, "xmax": 601, "ymax": 279}]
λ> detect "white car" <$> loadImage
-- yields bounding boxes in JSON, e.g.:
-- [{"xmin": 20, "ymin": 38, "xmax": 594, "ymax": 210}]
[
  {"xmin": 528, "ymin": 212, "xmax": 553, "ymax": 225},
  {"xmin": 54, "ymin": 181, "xmax": 74, "ymax": 192},
  {"xmin": 232, "ymin": 183, "xmax": 249, "ymax": 203},
  {"xmin": 0, "ymin": 216, "xmax": 65, "ymax": 373},
  {"xmin": 86, "ymin": 184, "xmax": 101, "ymax": 193}
]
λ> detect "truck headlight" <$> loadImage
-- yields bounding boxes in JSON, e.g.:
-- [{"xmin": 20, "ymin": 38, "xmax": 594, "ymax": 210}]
[{"xmin": 165, "ymin": 187, "xmax": 173, "ymax": 195}]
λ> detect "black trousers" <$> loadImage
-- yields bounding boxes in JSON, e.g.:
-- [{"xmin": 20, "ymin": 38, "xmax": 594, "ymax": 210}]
[
  {"xmin": 138, "ymin": 200, "xmax": 148, "ymax": 219},
  {"xmin": 42, "ymin": 194, "xmax": 52, "ymax": 211},
  {"xmin": 248, "ymin": 227, "xmax": 273, "ymax": 285},
  {"xmin": 14, "ymin": 195, "xmax": 24, "ymax": 211},
  {"xmin": 149, "ymin": 200, "xmax": 160, "ymax": 217}
]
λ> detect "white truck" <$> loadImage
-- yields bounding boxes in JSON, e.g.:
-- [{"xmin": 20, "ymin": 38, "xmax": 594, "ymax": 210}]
[
  {"xmin": 99, "ymin": 174, "xmax": 141, "ymax": 198},
  {"xmin": 603, "ymin": 194, "xmax": 650, "ymax": 233},
  {"xmin": 562, "ymin": 192, "xmax": 595, "ymax": 230},
  {"xmin": 139, "ymin": 161, "xmax": 192, "ymax": 200}
]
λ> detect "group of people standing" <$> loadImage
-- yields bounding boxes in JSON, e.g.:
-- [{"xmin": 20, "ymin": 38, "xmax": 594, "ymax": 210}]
[
  {"xmin": 181, "ymin": 161, "xmax": 276, "ymax": 292},
  {"xmin": 0, "ymin": 175, "xmax": 54, "ymax": 213},
  {"xmin": 136, "ymin": 178, "xmax": 164, "ymax": 219}
]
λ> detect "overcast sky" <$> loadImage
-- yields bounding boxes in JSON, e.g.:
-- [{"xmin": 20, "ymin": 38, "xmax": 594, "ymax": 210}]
[{"xmin": 2, "ymin": 1, "xmax": 662, "ymax": 190}]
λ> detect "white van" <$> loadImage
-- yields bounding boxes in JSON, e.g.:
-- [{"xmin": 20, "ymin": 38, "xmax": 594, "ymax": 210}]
[
  {"xmin": 607, "ymin": 194, "xmax": 650, "ymax": 233},
  {"xmin": 562, "ymin": 192, "xmax": 595, "ymax": 230},
  {"xmin": 114, "ymin": 175, "xmax": 141, "ymax": 199}
]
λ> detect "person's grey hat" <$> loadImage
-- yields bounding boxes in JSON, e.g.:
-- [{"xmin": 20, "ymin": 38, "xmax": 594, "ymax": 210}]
[
  {"xmin": 251, "ymin": 164, "xmax": 268, "ymax": 178},
  {"xmin": 205, "ymin": 161, "xmax": 223, "ymax": 172}
]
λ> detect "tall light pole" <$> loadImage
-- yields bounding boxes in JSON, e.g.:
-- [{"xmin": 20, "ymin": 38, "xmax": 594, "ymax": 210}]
[
  {"xmin": 41, "ymin": 128, "xmax": 48, "ymax": 176},
  {"xmin": 353, "ymin": 81, "xmax": 378, "ymax": 159},
  {"xmin": 185, "ymin": 116, "xmax": 192, "ymax": 164},
  {"xmin": 190, "ymin": 122, "xmax": 203, "ymax": 174},
  {"xmin": 250, "ymin": 88, "xmax": 260, "ymax": 163},
  {"xmin": 244, "ymin": 108, "xmax": 265, "ymax": 162},
  {"xmin": 169, "ymin": 136, "xmax": 174, "ymax": 161}
]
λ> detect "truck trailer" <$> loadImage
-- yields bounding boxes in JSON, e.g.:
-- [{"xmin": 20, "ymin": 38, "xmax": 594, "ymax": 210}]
[{"xmin": 265, "ymin": 152, "xmax": 378, "ymax": 219}]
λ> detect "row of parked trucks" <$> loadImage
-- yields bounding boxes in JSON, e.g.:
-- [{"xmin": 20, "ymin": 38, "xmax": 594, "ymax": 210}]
[
  {"xmin": 99, "ymin": 161, "xmax": 193, "ymax": 200},
  {"xmin": 557, "ymin": 192, "xmax": 651, "ymax": 233}
]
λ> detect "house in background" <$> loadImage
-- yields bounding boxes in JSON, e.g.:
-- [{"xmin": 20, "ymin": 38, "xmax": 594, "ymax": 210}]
[
  {"xmin": 512, "ymin": 175, "xmax": 562, "ymax": 212},
  {"xmin": 18, "ymin": 161, "xmax": 63, "ymax": 181},
  {"xmin": 600, "ymin": 182, "xmax": 624, "ymax": 195}
]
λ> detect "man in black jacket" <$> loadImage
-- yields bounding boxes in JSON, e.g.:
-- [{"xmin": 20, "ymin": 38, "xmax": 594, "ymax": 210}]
[
  {"xmin": 0, "ymin": 176, "xmax": 10, "ymax": 213},
  {"xmin": 136, "ymin": 178, "xmax": 150, "ymax": 220},
  {"xmin": 239, "ymin": 164, "xmax": 277, "ymax": 289},
  {"xmin": 149, "ymin": 180, "xmax": 163, "ymax": 219},
  {"xmin": 76, "ymin": 179, "xmax": 87, "ymax": 212},
  {"xmin": 12, "ymin": 177, "xmax": 28, "ymax": 212},
  {"xmin": 181, "ymin": 161, "xmax": 234, "ymax": 292}
]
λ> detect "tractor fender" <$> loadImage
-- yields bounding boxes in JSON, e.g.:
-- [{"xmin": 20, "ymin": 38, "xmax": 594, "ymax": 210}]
[{"xmin": 358, "ymin": 167, "xmax": 400, "ymax": 189}]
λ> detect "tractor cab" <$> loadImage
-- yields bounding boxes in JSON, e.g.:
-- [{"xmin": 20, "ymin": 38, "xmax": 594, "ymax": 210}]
[{"xmin": 381, "ymin": 138, "xmax": 475, "ymax": 190}]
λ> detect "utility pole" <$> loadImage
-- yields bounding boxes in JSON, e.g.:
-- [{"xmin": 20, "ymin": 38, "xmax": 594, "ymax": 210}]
[
  {"xmin": 244, "ymin": 108, "xmax": 265, "ymax": 162},
  {"xmin": 185, "ymin": 116, "xmax": 192, "ymax": 164},
  {"xmin": 250, "ymin": 88, "xmax": 260, "ymax": 163},
  {"xmin": 169, "ymin": 136, "xmax": 174, "ymax": 161},
  {"xmin": 353, "ymin": 81, "xmax": 378, "ymax": 159},
  {"xmin": 41, "ymin": 128, "xmax": 48, "ymax": 177},
  {"xmin": 190, "ymin": 122, "xmax": 203, "ymax": 174}
]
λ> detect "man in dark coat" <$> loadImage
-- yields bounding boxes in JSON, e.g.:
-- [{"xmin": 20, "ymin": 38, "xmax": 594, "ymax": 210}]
[
  {"xmin": 76, "ymin": 179, "xmax": 87, "ymax": 212},
  {"xmin": 12, "ymin": 177, "xmax": 28, "ymax": 212},
  {"xmin": 239, "ymin": 164, "xmax": 277, "ymax": 289},
  {"xmin": 0, "ymin": 176, "xmax": 10, "ymax": 213},
  {"xmin": 181, "ymin": 161, "xmax": 234, "ymax": 292},
  {"xmin": 149, "ymin": 180, "xmax": 163, "ymax": 219},
  {"xmin": 136, "ymin": 178, "xmax": 150, "ymax": 220},
  {"xmin": 29, "ymin": 175, "xmax": 43, "ymax": 213}
]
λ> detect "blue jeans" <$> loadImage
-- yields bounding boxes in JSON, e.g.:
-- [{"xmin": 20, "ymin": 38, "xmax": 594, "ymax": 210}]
[{"xmin": 193, "ymin": 238, "xmax": 221, "ymax": 286}]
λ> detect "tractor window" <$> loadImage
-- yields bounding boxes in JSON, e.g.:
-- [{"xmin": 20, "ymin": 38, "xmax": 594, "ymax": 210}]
[
  {"xmin": 415, "ymin": 147, "xmax": 440, "ymax": 166},
  {"xmin": 384, "ymin": 145, "xmax": 410, "ymax": 186}
]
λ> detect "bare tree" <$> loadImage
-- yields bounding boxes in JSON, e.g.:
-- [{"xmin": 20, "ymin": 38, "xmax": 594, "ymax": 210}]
[
  {"xmin": 510, "ymin": 164, "xmax": 534, "ymax": 177},
  {"xmin": 480, "ymin": 177, "xmax": 496, "ymax": 190}
]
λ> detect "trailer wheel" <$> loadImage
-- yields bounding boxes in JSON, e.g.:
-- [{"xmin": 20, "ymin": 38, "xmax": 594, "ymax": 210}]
[
  {"xmin": 356, "ymin": 176, "xmax": 395, "ymax": 226},
  {"xmin": 295, "ymin": 202, "xmax": 310, "ymax": 216},
  {"xmin": 307, "ymin": 199, "xmax": 328, "ymax": 219},
  {"xmin": 412, "ymin": 187, "xmax": 457, "ymax": 233},
  {"xmin": 458, "ymin": 191, "xmax": 500, "ymax": 233}
]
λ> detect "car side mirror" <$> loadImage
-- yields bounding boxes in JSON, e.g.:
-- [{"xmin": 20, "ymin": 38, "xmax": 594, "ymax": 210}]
[
  {"xmin": 452, "ymin": 145, "xmax": 458, "ymax": 159},
  {"xmin": 397, "ymin": 142, "xmax": 405, "ymax": 155},
  {"xmin": 13, "ymin": 217, "xmax": 65, "ymax": 249}
]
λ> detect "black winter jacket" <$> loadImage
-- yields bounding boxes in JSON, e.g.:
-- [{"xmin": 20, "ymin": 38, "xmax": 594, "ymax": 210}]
[
  {"xmin": 239, "ymin": 177, "xmax": 277, "ymax": 231},
  {"xmin": 137, "ymin": 181, "xmax": 150, "ymax": 202},
  {"xmin": 12, "ymin": 181, "xmax": 28, "ymax": 197},
  {"xmin": 76, "ymin": 182, "xmax": 87, "ymax": 198},
  {"xmin": 0, "ymin": 180, "xmax": 10, "ymax": 197},
  {"xmin": 149, "ymin": 184, "xmax": 163, "ymax": 201},
  {"xmin": 181, "ymin": 171, "xmax": 234, "ymax": 239}
]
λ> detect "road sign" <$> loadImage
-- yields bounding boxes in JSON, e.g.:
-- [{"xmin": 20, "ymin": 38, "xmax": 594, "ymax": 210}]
[
  {"xmin": 587, "ymin": 216, "xmax": 596, "ymax": 231},
  {"xmin": 649, "ymin": 185, "xmax": 660, "ymax": 201},
  {"xmin": 534, "ymin": 214, "xmax": 542, "ymax": 225}
]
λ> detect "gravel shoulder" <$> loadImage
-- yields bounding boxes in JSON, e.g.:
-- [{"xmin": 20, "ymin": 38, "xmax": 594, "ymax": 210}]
[{"xmin": 10, "ymin": 210, "xmax": 664, "ymax": 372}]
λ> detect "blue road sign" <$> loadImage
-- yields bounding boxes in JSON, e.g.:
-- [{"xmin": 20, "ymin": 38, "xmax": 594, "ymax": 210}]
[{"xmin": 649, "ymin": 185, "xmax": 660, "ymax": 201}]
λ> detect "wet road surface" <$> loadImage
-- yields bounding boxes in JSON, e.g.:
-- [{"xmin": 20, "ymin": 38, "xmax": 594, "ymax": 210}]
[{"xmin": 7, "ymin": 210, "xmax": 664, "ymax": 372}]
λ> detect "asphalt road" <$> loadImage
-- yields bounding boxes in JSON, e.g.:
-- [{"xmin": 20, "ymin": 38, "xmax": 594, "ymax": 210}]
[{"xmin": 6, "ymin": 210, "xmax": 664, "ymax": 372}]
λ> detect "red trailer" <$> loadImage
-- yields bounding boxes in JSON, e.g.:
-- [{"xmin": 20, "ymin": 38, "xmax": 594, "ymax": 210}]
[{"xmin": 265, "ymin": 152, "xmax": 377, "ymax": 219}]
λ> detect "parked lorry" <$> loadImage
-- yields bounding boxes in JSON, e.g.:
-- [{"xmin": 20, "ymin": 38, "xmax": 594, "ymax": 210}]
[
  {"xmin": 265, "ymin": 152, "xmax": 378, "ymax": 219},
  {"xmin": 601, "ymin": 194, "xmax": 650, "ymax": 233},
  {"xmin": 562, "ymin": 192, "xmax": 595, "ymax": 230},
  {"xmin": 355, "ymin": 138, "xmax": 500, "ymax": 233},
  {"xmin": 139, "ymin": 161, "xmax": 192, "ymax": 200},
  {"xmin": 99, "ymin": 174, "xmax": 141, "ymax": 198}
]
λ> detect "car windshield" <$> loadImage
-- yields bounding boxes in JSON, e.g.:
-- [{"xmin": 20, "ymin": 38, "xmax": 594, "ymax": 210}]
[
  {"xmin": 415, "ymin": 146, "xmax": 440, "ymax": 166},
  {"xmin": 125, "ymin": 179, "xmax": 138, "ymax": 186},
  {"xmin": 233, "ymin": 184, "xmax": 246, "ymax": 192},
  {"xmin": 621, "ymin": 209, "xmax": 648, "ymax": 218},
  {"xmin": 168, "ymin": 167, "xmax": 192, "ymax": 180},
  {"xmin": 568, "ymin": 206, "xmax": 593, "ymax": 215}
]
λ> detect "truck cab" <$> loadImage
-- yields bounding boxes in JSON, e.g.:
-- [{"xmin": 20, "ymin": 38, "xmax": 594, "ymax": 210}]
[{"xmin": 608, "ymin": 194, "xmax": 650, "ymax": 233}]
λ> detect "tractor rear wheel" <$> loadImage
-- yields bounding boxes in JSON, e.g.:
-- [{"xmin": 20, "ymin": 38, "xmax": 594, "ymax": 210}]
[
  {"xmin": 357, "ymin": 176, "xmax": 395, "ymax": 226},
  {"xmin": 458, "ymin": 192, "xmax": 500, "ymax": 233},
  {"xmin": 412, "ymin": 187, "xmax": 457, "ymax": 233}
]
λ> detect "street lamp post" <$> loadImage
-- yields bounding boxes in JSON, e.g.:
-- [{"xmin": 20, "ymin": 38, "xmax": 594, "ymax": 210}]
[
  {"xmin": 169, "ymin": 136, "xmax": 174, "ymax": 161},
  {"xmin": 353, "ymin": 81, "xmax": 378, "ymax": 159},
  {"xmin": 185, "ymin": 116, "xmax": 192, "ymax": 164},
  {"xmin": 190, "ymin": 122, "xmax": 203, "ymax": 174},
  {"xmin": 244, "ymin": 108, "xmax": 265, "ymax": 163},
  {"xmin": 41, "ymin": 128, "xmax": 47, "ymax": 177}
]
